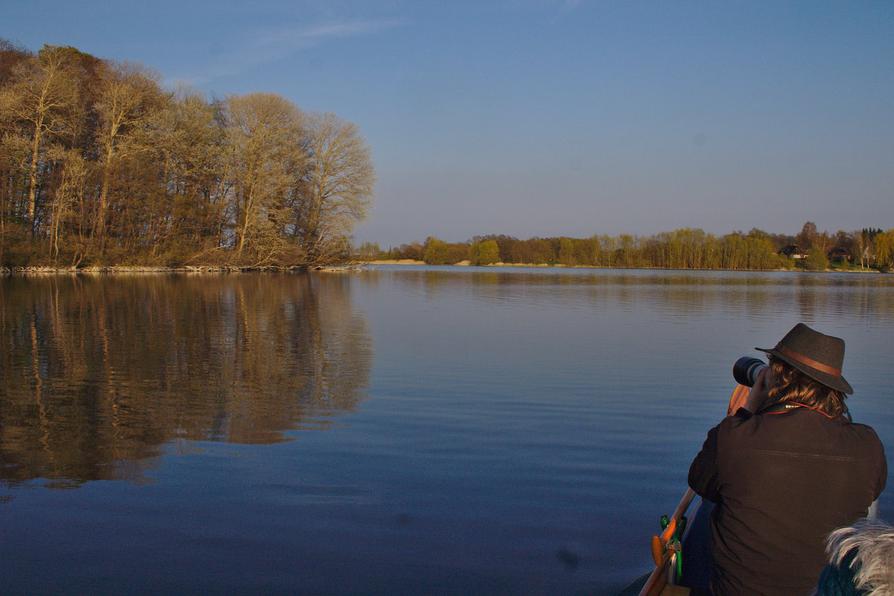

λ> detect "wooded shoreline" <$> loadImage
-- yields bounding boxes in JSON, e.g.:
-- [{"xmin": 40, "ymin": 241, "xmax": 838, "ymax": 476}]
[
  {"xmin": 362, "ymin": 224, "xmax": 894, "ymax": 273},
  {"xmin": 364, "ymin": 260, "xmax": 885, "ymax": 273},
  {"xmin": 0, "ymin": 40, "xmax": 373, "ymax": 270}
]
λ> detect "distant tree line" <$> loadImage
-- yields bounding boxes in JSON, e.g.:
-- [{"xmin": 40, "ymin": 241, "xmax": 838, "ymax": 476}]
[
  {"xmin": 0, "ymin": 40, "xmax": 374, "ymax": 268},
  {"xmin": 364, "ymin": 223, "xmax": 894, "ymax": 272}
]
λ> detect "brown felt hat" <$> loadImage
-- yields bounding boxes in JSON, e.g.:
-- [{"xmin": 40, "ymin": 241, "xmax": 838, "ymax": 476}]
[{"xmin": 756, "ymin": 323, "xmax": 853, "ymax": 395}]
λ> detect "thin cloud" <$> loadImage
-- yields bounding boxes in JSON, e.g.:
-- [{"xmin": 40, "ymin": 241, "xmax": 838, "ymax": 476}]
[
  {"xmin": 546, "ymin": 0, "xmax": 582, "ymax": 24},
  {"xmin": 168, "ymin": 18, "xmax": 405, "ymax": 88}
]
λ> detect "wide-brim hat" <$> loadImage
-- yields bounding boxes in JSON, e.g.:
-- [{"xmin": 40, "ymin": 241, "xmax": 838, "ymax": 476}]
[{"xmin": 756, "ymin": 323, "xmax": 853, "ymax": 394}]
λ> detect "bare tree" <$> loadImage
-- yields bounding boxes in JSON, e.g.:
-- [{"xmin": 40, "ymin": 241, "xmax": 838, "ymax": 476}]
[
  {"xmin": 45, "ymin": 145, "xmax": 86, "ymax": 261},
  {"xmin": 148, "ymin": 89, "xmax": 227, "ymax": 256},
  {"xmin": 224, "ymin": 93, "xmax": 304, "ymax": 262},
  {"xmin": 0, "ymin": 46, "xmax": 79, "ymax": 233},
  {"xmin": 294, "ymin": 113, "xmax": 374, "ymax": 263},
  {"xmin": 796, "ymin": 221, "xmax": 818, "ymax": 250},
  {"xmin": 93, "ymin": 62, "xmax": 162, "ymax": 251},
  {"xmin": 851, "ymin": 230, "xmax": 865, "ymax": 270}
]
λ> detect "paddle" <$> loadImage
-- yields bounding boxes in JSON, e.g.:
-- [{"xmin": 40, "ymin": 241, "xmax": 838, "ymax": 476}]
[{"xmin": 636, "ymin": 384, "xmax": 750, "ymax": 596}]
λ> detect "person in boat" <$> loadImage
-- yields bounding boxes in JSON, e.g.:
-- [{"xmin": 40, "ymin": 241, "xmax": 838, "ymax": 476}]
[
  {"xmin": 816, "ymin": 518, "xmax": 894, "ymax": 595},
  {"xmin": 687, "ymin": 323, "xmax": 886, "ymax": 595}
]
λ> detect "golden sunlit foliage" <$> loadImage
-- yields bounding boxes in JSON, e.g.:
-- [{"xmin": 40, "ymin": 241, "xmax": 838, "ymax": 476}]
[{"xmin": 0, "ymin": 41, "xmax": 373, "ymax": 268}]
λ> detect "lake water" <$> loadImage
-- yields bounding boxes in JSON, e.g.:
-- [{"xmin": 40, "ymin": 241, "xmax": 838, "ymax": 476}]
[{"xmin": 1, "ymin": 266, "xmax": 893, "ymax": 594}]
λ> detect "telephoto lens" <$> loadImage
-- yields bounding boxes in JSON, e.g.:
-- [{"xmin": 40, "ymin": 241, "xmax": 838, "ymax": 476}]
[{"xmin": 733, "ymin": 356, "xmax": 768, "ymax": 387}]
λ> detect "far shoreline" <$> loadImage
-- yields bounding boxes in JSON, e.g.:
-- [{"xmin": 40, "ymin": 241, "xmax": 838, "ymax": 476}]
[
  {"xmin": 1, "ymin": 262, "xmax": 886, "ymax": 276},
  {"xmin": 363, "ymin": 260, "xmax": 885, "ymax": 275}
]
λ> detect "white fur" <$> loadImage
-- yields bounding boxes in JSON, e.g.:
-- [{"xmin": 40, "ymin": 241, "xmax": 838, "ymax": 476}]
[{"xmin": 826, "ymin": 518, "xmax": 894, "ymax": 595}]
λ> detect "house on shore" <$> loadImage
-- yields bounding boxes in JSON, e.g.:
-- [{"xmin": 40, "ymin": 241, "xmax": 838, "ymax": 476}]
[
  {"xmin": 779, "ymin": 245, "xmax": 807, "ymax": 260},
  {"xmin": 827, "ymin": 246, "xmax": 853, "ymax": 264}
]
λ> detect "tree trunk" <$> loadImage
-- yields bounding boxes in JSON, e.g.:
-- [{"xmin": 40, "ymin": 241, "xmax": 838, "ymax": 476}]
[
  {"xmin": 27, "ymin": 118, "xmax": 43, "ymax": 236},
  {"xmin": 96, "ymin": 144, "xmax": 114, "ymax": 255},
  {"xmin": 237, "ymin": 185, "xmax": 254, "ymax": 258},
  {"xmin": 303, "ymin": 179, "xmax": 326, "ymax": 263},
  {"xmin": 0, "ymin": 195, "xmax": 5, "ymax": 267}
]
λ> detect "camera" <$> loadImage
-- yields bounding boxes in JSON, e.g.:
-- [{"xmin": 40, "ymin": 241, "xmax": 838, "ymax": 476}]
[{"xmin": 733, "ymin": 356, "xmax": 768, "ymax": 387}]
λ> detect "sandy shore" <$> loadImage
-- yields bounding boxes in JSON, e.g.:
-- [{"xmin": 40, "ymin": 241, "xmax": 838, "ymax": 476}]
[{"xmin": 366, "ymin": 259, "xmax": 426, "ymax": 265}]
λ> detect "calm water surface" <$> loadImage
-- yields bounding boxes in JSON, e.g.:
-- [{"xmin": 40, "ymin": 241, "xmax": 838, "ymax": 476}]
[{"xmin": 2, "ymin": 267, "xmax": 893, "ymax": 594}]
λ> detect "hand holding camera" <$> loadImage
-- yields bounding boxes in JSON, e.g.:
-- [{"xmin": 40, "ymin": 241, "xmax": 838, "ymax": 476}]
[
  {"xmin": 733, "ymin": 356, "xmax": 772, "ymax": 413},
  {"xmin": 745, "ymin": 367, "xmax": 772, "ymax": 413}
]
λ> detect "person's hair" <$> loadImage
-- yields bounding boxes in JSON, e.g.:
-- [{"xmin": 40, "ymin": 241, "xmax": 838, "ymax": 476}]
[
  {"xmin": 766, "ymin": 356, "xmax": 848, "ymax": 418},
  {"xmin": 827, "ymin": 518, "xmax": 894, "ymax": 595}
]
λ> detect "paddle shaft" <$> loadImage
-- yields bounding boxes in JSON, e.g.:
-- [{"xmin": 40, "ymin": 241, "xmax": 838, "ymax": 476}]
[
  {"xmin": 637, "ymin": 489, "xmax": 696, "ymax": 596},
  {"xmin": 637, "ymin": 385, "xmax": 750, "ymax": 596}
]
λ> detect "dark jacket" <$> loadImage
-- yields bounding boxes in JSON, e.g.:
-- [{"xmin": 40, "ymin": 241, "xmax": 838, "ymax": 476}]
[{"xmin": 688, "ymin": 406, "xmax": 886, "ymax": 596}]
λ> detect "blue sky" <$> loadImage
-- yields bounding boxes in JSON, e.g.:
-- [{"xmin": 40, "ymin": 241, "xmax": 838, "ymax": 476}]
[{"xmin": 4, "ymin": 1, "xmax": 893, "ymax": 245}]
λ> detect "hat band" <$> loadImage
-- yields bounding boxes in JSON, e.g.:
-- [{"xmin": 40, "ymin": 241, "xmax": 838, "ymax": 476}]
[{"xmin": 775, "ymin": 345, "xmax": 842, "ymax": 377}]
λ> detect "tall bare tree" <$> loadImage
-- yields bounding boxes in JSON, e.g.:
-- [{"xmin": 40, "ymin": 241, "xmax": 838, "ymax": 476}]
[
  {"xmin": 148, "ymin": 90, "xmax": 227, "ymax": 258},
  {"xmin": 0, "ymin": 46, "xmax": 79, "ymax": 233},
  {"xmin": 294, "ymin": 113, "xmax": 374, "ymax": 263},
  {"xmin": 224, "ymin": 93, "xmax": 304, "ymax": 262},
  {"xmin": 93, "ymin": 62, "xmax": 162, "ymax": 251},
  {"xmin": 45, "ymin": 145, "xmax": 86, "ymax": 261}
]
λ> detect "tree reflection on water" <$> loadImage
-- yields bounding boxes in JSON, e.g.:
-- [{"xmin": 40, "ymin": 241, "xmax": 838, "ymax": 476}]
[{"xmin": 0, "ymin": 274, "xmax": 372, "ymax": 487}]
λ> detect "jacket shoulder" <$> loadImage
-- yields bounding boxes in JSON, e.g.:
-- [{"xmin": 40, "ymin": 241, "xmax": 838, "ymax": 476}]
[{"xmin": 849, "ymin": 421, "xmax": 883, "ymax": 442}]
